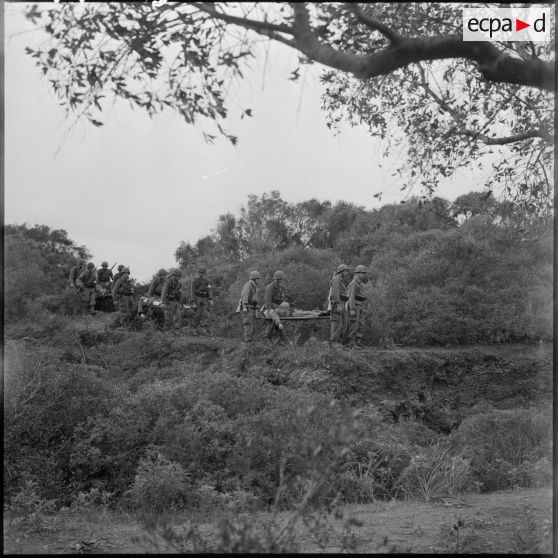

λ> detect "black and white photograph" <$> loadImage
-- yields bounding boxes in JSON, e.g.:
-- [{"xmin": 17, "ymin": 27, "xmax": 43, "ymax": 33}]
[{"xmin": 4, "ymin": 2, "xmax": 554, "ymax": 553}]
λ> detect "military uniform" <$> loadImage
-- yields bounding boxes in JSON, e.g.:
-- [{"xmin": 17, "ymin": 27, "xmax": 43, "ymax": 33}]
[
  {"xmin": 112, "ymin": 274, "xmax": 137, "ymax": 327},
  {"xmin": 347, "ymin": 275, "xmax": 367, "ymax": 347},
  {"xmin": 76, "ymin": 268, "xmax": 97, "ymax": 313},
  {"xmin": 191, "ymin": 275, "xmax": 213, "ymax": 328},
  {"xmin": 240, "ymin": 278, "xmax": 259, "ymax": 342},
  {"xmin": 144, "ymin": 271, "xmax": 167, "ymax": 329},
  {"xmin": 264, "ymin": 280, "xmax": 286, "ymax": 342},
  {"xmin": 96, "ymin": 266, "xmax": 113, "ymax": 291},
  {"xmin": 329, "ymin": 273, "xmax": 349, "ymax": 346},
  {"xmin": 68, "ymin": 264, "xmax": 84, "ymax": 289},
  {"xmin": 161, "ymin": 274, "xmax": 182, "ymax": 330},
  {"xmin": 147, "ymin": 274, "xmax": 167, "ymax": 297}
]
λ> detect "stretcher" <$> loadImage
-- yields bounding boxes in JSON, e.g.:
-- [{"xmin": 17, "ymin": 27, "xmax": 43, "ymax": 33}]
[{"xmin": 257, "ymin": 309, "xmax": 330, "ymax": 320}]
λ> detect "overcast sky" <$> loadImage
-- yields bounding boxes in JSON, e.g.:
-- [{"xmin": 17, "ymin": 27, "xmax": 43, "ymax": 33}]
[{"xmin": 5, "ymin": 4, "xmax": 486, "ymax": 282}]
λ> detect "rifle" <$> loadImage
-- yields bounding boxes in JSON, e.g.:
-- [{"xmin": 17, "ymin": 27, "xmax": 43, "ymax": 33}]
[{"xmin": 110, "ymin": 263, "xmax": 117, "ymax": 271}]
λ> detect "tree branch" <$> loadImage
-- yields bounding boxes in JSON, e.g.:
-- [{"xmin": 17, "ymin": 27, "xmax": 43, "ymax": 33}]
[
  {"xmin": 347, "ymin": 3, "xmax": 402, "ymax": 44},
  {"xmin": 196, "ymin": 3, "xmax": 553, "ymax": 91},
  {"xmin": 418, "ymin": 66, "xmax": 550, "ymax": 145}
]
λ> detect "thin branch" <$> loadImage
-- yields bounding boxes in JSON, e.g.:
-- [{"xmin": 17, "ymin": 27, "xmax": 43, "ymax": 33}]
[{"xmin": 347, "ymin": 3, "xmax": 402, "ymax": 44}]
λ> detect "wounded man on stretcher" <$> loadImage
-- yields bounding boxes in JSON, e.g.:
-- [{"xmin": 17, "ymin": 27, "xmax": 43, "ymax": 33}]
[{"xmin": 259, "ymin": 302, "xmax": 329, "ymax": 320}]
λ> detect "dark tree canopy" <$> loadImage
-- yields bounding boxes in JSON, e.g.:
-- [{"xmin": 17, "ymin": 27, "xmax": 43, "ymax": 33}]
[{"xmin": 22, "ymin": 2, "xmax": 554, "ymax": 208}]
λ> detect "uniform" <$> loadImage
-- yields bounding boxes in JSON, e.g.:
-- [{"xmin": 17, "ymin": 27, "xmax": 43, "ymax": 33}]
[
  {"xmin": 161, "ymin": 274, "xmax": 182, "ymax": 330},
  {"xmin": 264, "ymin": 280, "xmax": 286, "ymax": 342},
  {"xmin": 191, "ymin": 275, "xmax": 213, "ymax": 328},
  {"xmin": 112, "ymin": 273, "xmax": 137, "ymax": 327},
  {"xmin": 347, "ymin": 275, "xmax": 367, "ymax": 347},
  {"xmin": 76, "ymin": 268, "xmax": 97, "ymax": 312},
  {"xmin": 96, "ymin": 266, "xmax": 113, "ymax": 290},
  {"xmin": 329, "ymin": 273, "xmax": 349, "ymax": 345},
  {"xmin": 68, "ymin": 264, "xmax": 84, "ymax": 289},
  {"xmin": 240, "ymin": 278, "xmax": 259, "ymax": 342}
]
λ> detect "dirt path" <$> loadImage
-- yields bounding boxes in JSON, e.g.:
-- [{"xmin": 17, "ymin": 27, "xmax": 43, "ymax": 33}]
[{"xmin": 4, "ymin": 487, "xmax": 551, "ymax": 554}]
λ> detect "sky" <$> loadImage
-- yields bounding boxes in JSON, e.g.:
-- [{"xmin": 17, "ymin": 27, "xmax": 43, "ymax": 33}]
[{"xmin": 4, "ymin": 4, "xmax": 487, "ymax": 282}]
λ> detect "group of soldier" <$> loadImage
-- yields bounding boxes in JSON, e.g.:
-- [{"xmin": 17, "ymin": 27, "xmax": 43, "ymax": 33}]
[
  {"xmin": 67, "ymin": 261, "xmax": 213, "ymax": 331},
  {"xmin": 239, "ymin": 263, "xmax": 368, "ymax": 350},
  {"xmin": 68, "ymin": 259, "xmax": 369, "ymax": 348}
]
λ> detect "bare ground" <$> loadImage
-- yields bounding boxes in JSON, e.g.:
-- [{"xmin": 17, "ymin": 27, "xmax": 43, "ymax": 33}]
[{"xmin": 4, "ymin": 486, "xmax": 552, "ymax": 554}]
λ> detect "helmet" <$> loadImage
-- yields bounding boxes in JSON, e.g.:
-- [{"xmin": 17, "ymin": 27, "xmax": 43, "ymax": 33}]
[
  {"xmin": 87, "ymin": 262, "xmax": 95, "ymax": 269},
  {"xmin": 172, "ymin": 268, "xmax": 183, "ymax": 277},
  {"xmin": 157, "ymin": 268, "xmax": 167, "ymax": 276},
  {"xmin": 336, "ymin": 264, "xmax": 350, "ymax": 274},
  {"xmin": 101, "ymin": 261, "xmax": 108, "ymax": 268},
  {"xmin": 249, "ymin": 270, "xmax": 261, "ymax": 280},
  {"xmin": 118, "ymin": 264, "xmax": 125, "ymax": 271},
  {"xmin": 355, "ymin": 265, "xmax": 368, "ymax": 274},
  {"xmin": 274, "ymin": 271, "xmax": 285, "ymax": 280},
  {"xmin": 122, "ymin": 267, "xmax": 130, "ymax": 274},
  {"xmin": 198, "ymin": 267, "xmax": 206, "ymax": 274},
  {"xmin": 279, "ymin": 301, "xmax": 290, "ymax": 309}
]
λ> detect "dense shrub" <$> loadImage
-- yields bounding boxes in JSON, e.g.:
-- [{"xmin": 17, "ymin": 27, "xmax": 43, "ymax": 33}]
[{"xmin": 450, "ymin": 408, "xmax": 552, "ymax": 492}]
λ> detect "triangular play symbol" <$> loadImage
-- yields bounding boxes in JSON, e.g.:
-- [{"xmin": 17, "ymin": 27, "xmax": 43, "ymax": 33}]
[{"xmin": 516, "ymin": 19, "xmax": 530, "ymax": 31}]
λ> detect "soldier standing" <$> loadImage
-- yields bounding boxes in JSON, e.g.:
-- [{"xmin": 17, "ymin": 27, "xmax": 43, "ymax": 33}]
[
  {"xmin": 112, "ymin": 264, "xmax": 125, "ymax": 286},
  {"xmin": 68, "ymin": 259, "xmax": 85, "ymax": 290},
  {"xmin": 191, "ymin": 267, "xmax": 214, "ymax": 332},
  {"xmin": 148, "ymin": 268, "xmax": 168, "ymax": 298},
  {"xmin": 96, "ymin": 261, "xmax": 114, "ymax": 291},
  {"xmin": 239, "ymin": 270, "xmax": 261, "ymax": 343},
  {"xmin": 161, "ymin": 268, "xmax": 183, "ymax": 330},
  {"xmin": 347, "ymin": 265, "xmax": 368, "ymax": 349},
  {"xmin": 264, "ymin": 270, "xmax": 286, "ymax": 345},
  {"xmin": 111, "ymin": 267, "xmax": 137, "ymax": 327},
  {"xmin": 76, "ymin": 262, "xmax": 97, "ymax": 315},
  {"xmin": 329, "ymin": 264, "xmax": 351, "ymax": 348}
]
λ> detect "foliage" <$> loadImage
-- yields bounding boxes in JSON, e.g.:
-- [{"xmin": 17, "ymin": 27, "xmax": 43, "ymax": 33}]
[
  {"xmin": 22, "ymin": 3, "xmax": 554, "ymax": 205},
  {"xmin": 129, "ymin": 448, "xmax": 192, "ymax": 514},
  {"xmin": 5, "ymin": 224, "xmax": 90, "ymax": 321},
  {"xmin": 5, "ymin": 480, "xmax": 56, "ymax": 534},
  {"xmin": 450, "ymin": 408, "xmax": 552, "ymax": 492},
  {"xmin": 399, "ymin": 443, "xmax": 473, "ymax": 501}
]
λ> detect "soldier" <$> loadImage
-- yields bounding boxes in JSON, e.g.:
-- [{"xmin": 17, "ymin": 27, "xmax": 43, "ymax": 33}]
[
  {"xmin": 68, "ymin": 259, "xmax": 85, "ymax": 290},
  {"xmin": 191, "ymin": 266, "xmax": 214, "ymax": 331},
  {"xmin": 141, "ymin": 268, "xmax": 168, "ymax": 329},
  {"xmin": 111, "ymin": 267, "xmax": 137, "ymax": 327},
  {"xmin": 264, "ymin": 270, "xmax": 287, "ymax": 345},
  {"xmin": 76, "ymin": 262, "xmax": 97, "ymax": 315},
  {"xmin": 239, "ymin": 270, "xmax": 261, "ymax": 343},
  {"xmin": 347, "ymin": 265, "xmax": 368, "ymax": 349},
  {"xmin": 96, "ymin": 261, "xmax": 114, "ymax": 291},
  {"xmin": 329, "ymin": 263, "xmax": 351, "ymax": 348},
  {"xmin": 161, "ymin": 268, "xmax": 183, "ymax": 330},
  {"xmin": 112, "ymin": 264, "xmax": 125, "ymax": 286},
  {"xmin": 147, "ymin": 268, "xmax": 168, "ymax": 298}
]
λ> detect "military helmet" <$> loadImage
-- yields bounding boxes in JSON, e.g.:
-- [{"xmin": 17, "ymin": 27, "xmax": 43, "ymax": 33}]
[
  {"xmin": 122, "ymin": 267, "xmax": 130, "ymax": 274},
  {"xmin": 336, "ymin": 263, "xmax": 350, "ymax": 274},
  {"xmin": 101, "ymin": 261, "xmax": 108, "ymax": 268},
  {"xmin": 280, "ymin": 301, "xmax": 290, "ymax": 309},
  {"xmin": 157, "ymin": 268, "xmax": 167, "ymax": 276},
  {"xmin": 249, "ymin": 270, "xmax": 261, "ymax": 280},
  {"xmin": 198, "ymin": 267, "xmax": 206, "ymax": 274},
  {"xmin": 274, "ymin": 270, "xmax": 285, "ymax": 280},
  {"xmin": 172, "ymin": 268, "xmax": 183, "ymax": 277},
  {"xmin": 117, "ymin": 264, "xmax": 125, "ymax": 271},
  {"xmin": 87, "ymin": 262, "xmax": 95, "ymax": 269},
  {"xmin": 355, "ymin": 265, "xmax": 368, "ymax": 274}
]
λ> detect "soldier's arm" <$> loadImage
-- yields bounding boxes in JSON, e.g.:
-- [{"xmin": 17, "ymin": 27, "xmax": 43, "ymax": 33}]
[
  {"xmin": 330, "ymin": 276, "xmax": 341, "ymax": 304},
  {"xmin": 207, "ymin": 279, "xmax": 213, "ymax": 301},
  {"xmin": 161, "ymin": 280, "xmax": 169, "ymax": 304},
  {"xmin": 147, "ymin": 278, "xmax": 156, "ymax": 297},
  {"xmin": 240, "ymin": 282, "xmax": 251, "ymax": 308},
  {"xmin": 76, "ymin": 270, "xmax": 86, "ymax": 287},
  {"xmin": 111, "ymin": 278, "xmax": 121, "ymax": 299},
  {"xmin": 191, "ymin": 278, "xmax": 197, "ymax": 300},
  {"xmin": 264, "ymin": 284, "xmax": 273, "ymax": 309},
  {"xmin": 347, "ymin": 281, "xmax": 356, "ymax": 312}
]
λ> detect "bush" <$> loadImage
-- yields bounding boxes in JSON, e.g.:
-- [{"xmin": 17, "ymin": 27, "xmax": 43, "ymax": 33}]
[
  {"xmin": 129, "ymin": 449, "xmax": 192, "ymax": 514},
  {"xmin": 450, "ymin": 408, "xmax": 552, "ymax": 491}
]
